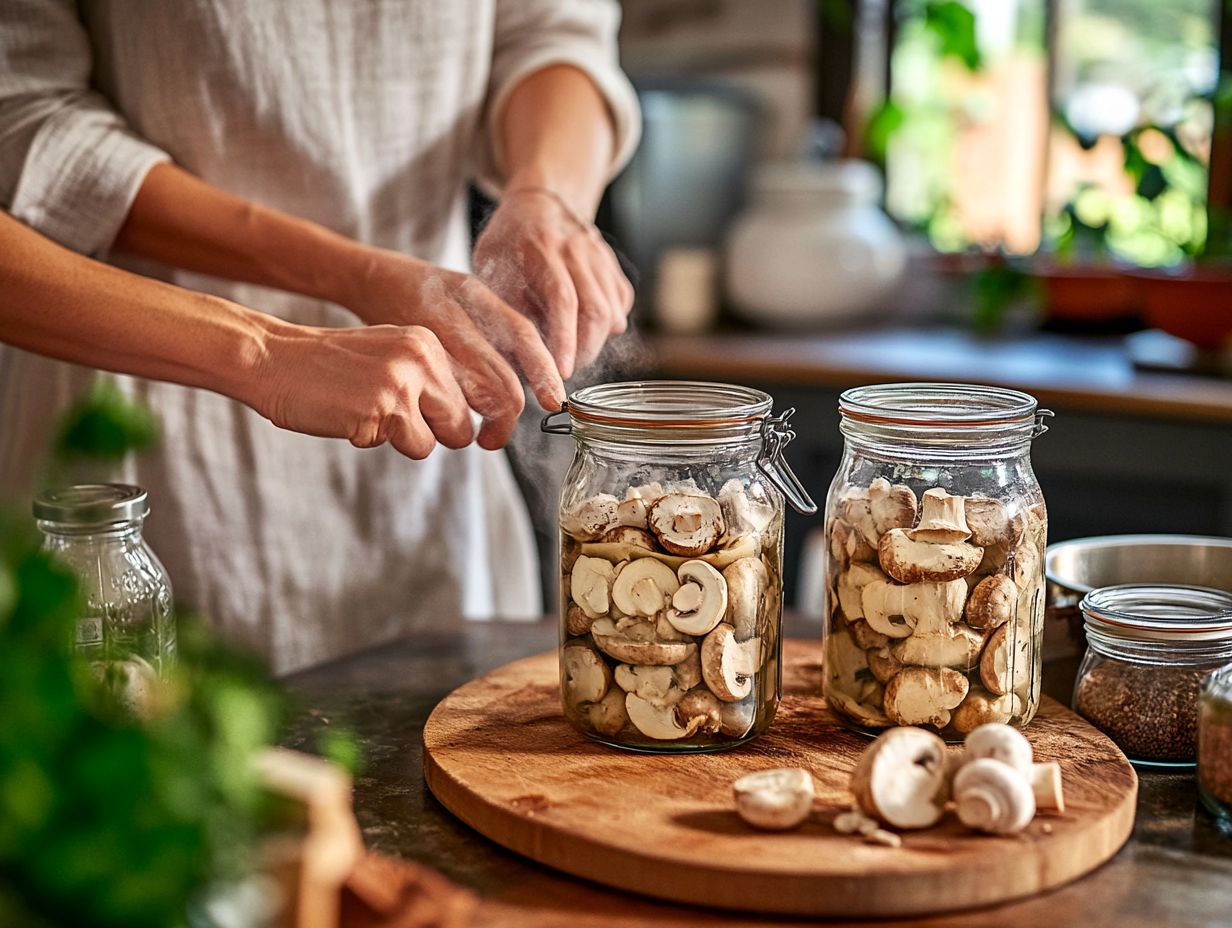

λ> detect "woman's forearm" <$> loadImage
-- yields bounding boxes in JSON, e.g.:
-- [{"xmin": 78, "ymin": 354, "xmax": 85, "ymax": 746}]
[
  {"xmin": 497, "ymin": 64, "xmax": 617, "ymax": 219},
  {"xmin": 0, "ymin": 211, "xmax": 278, "ymax": 405},
  {"xmin": 112, "ymin": 162, "xmax": 372, "ymax": 310}
]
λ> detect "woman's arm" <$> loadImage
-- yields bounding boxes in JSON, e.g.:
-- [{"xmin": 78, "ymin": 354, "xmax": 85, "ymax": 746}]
[{"xmin": 0, "ymin": 212, "xmax": 495, "ymax": 458}]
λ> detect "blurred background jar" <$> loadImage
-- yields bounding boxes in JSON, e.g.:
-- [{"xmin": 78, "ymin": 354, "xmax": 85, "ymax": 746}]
[
  {"xmin": 822, "ymin": 383, "xmax": 1051, "ymax": 737},
  {"xmin": 35, "ymin": 484, "xmax": 175, "ymax": 706},
  {"xmin": 1075, "ymin": 584, "xmax": 1232, "ymax": 768},
  {"xmin": 725, "ymin": 160, "xmax": 906, "ymax": 328},
  {"xmin": 543, "ymin": 381, "xmax": 815, "ymax": 752}
]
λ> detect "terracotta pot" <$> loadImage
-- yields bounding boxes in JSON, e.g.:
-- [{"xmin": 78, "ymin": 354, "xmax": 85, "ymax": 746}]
[
  {"xmin": 1130, "ymin": 267, "xmax": 1232, "ymax": 349},
  {"xmin": 1037, "ymin": 264, "xmax": 1140, "ymax": 323}
]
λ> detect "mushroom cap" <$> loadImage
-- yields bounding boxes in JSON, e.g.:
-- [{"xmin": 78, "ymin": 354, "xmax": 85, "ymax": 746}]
[
  {"xmin": 625, "ymin": 691, "xmax": 702, "ymax": 740},
  {"xmin": 883, "ymin": 667, "xmax": 969, "ymax": 728},
  {"xmin": 648, "ymin": 494, "xmax": 725, "ymax": 556},
  {"xmin": 837, "ymin": 489, "xmax": 879, "ymax": 548},
  {"xmin": 964, "ymin": 723, "xmax": 1034, "ymax": 776},
  {"xmin": 722, "ymin": 556, "xmax": 768, "ymax": 640},
  {"xmin": 562, "ymin": 494, "xmax": 619, "ymax": 540},
  {"xmin": 907, "ymin": 488, "xmax": 971, "ymax": 543},
  {"xmin": 701, "ymin": 623, "xmax": 759, "ymax": 702},
  {"xmin": 719, "ymin": 697, "xmax": 758, "ymax": 737},
  {"xmin": 587, "ymin": 688, "xmax": 630, "ymax": 737},
  {"xmin": 614, "ymin": 663, "xmax": 678, "ymax": 705},
  {"xmin": 951, "ymin": 687, "xmax": 1022, "ymax": 734},
  {"xmin": 849, "ymin": 618, "xmax": 890, "ymax": 651},
  {"xmin": 733, "ymin": 768, "xmax": 816, "ymax": 831},
  {"xmin": 616, "ymin": 496, "xmax": 650, "ymax": 529},
  {"xmin": 676, "ymin": 689, "xmax": 723, "ymax": 733},
  {"xmin": 562, "ymin": 643, "xmax": 612, "ymax": 706},
  {"xmin": 953, "ymin": 758, "xmax": 1036, "ymax": 834},
  {"xmin": 719, "ymin": 478, "xmax": 775, "ymax": 536},
  {"xmin": 565, "ymin": 604, "xmax": 593, "ymax": 637},
  {"xmin": 862, "ymin": 578, "xmax": 966, "ymax": 639},
  {"xmin": 963, "ymin": 497, "xmax": 1025, "ymax": 548},
  {"xmin": 850, "ymin": 727, "xmax": 949, "ymax": 829},
  {"xmin": 866, "ymin": 646, "xmax": 901, "ymax": 685},
  {"xmin": 570, "ymin": 556, "xmax": 615, "ymax": 619},
  {"xmin": 868, "ymin": 478, "xmax": 918, "ymax": 534},
  {"xmin": 979, "ymin": 623, "xmax": 1032, "ymax": 696},
  {"xmin": 611, "ymin": 557, "xmax": 680, "ymax": 617},
  {"xmin": 591, "ymin": 618, "xmax": 697, "ymax": 666},
  {"xmin": 879, "ymin": 530, "xmax": 982, "ymax": 584},
  {"xmin": 667, "ymin": 559, "xmax": 728, "ymax": 635},
  {"xmin": 965, "ymin": 574, "xmax": 1017, "ymax": 628},
  {"xmin": 1008, "ymin": 538, "xmax": 1041, "ymax": 589}
]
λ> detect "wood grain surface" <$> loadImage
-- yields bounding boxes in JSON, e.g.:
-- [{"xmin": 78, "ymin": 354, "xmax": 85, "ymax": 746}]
[{"xmin": 422, "ymin": 640, "xmax": 1138, "ymax": 918}]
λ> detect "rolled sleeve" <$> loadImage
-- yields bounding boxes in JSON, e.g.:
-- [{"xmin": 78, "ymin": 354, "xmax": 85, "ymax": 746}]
[
  {"xmin": 0, "ymin": 0, "xmax": 170, "ymax": 256},
  {"xmin": 477, "ymin": 0, "xmax": 641, "ymax": 194}
]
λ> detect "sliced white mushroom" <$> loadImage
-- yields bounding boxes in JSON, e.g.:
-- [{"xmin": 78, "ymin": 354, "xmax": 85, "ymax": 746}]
[
  {"xmin": 701, "ymin": 623, "xmax": 759, "ymax": 702},
  {"xmin": 654, "ymin": 613, "xmax": 688, "ymax": 642},
  {"xmin": 878, "ymin": 529, "xmax": 982, "ymax": 584},
  {"xmin": 719, "ymin": 697, "xmax": 758, "ymax": 737},
  {"xmin": 733, "ymin": 768, "xmax": 815, "ymax": 830},
  {"xmin": 590, "ymin": 618, "xmax": 697, "ymax": 666},
  {"xmin": 648, "ymin": 493, "xmax": 725, "ymax": 556},
  {"xmin": 625, "ymin": 481, "xmax": 666, "ymax": 502},
  {"xmin": 951, "ymin": 687, "xmax": 1022, "ymax": 734},
  {"xmin": 861, "ymin": 578, "xmax": 966, "ymax": 639},
  {"xmin": 883, "ymin": 666, "xmax": 969, "ymax": 728},
  {"xmin": 718, "ymin": 478, "xmax": 775, "ymax": 537},
  {"xmin": 868, "ymin": 478, "xmax": 918, "ymax": 534},
  {"xmin": 580, "ymin": 534, "xmax": 757, "ymax": 571},
  {"xmin": 837, "ymin": 488, "xmax": 879, "ymax": 549},
  {"xmin": 587, "ymin": 688, "xmax": 630, "ymax": 738},
  {"xmin": 562, "ymin": 536, "xmax": 582, "ymax": 575},
  {"xmin": 675, "ymin": 689, "xmax": 723, "ymax": 734},
  {"xmin": 964, "ymin": 723, "xmax": 1033, "ymax": 776},
  {"xmin": 865, "ymin": 646, "xmax": 901, "ymax": 686},
  {"xmin": 615, "ymin": 496, "xmax": 650, "ymax": 529},
  {"xmin": 666, "ymin": 560, "xmax": 728, "ymax": 635},
  {"xmin": 829, "ymin": 687, "xmax": 893, "ymax": 727},
  {"xmin": 953, "ymin": 758, "xmax": 1036, "ymax": 834},
  {"xmin": 980, "ymin": 623, "xmax": 1032, "ymax": 696},
  {"xmin": 570, "ymin": 556, "xmax": 615, "ymax": 619},
  {"xmin": 613, "ymin": 664, "xmax": 677, "ymax": 706},
  {"xmin": 611, "ymin": 557, "xmax": 680, "ymax": 617},
  {"xmin": 907, "ymin": 488, "xmax": 971, "ymax": 543},
  {"xmin": 600, "ymin": 526, "xmax": 658, "ymax": 549},
  {"xmin": 1031, "ymin": 762, "xmax": 1066, "ymax": 813},
  {"xmin": 561, "ymin": 494, "xmax": 619, "ymax": 540},
  {"xmin": 963, "ymin": 497, "xmax": 1025, "ymax": 548},
  {"xmin": 850, "ymin": 727, "xmax": 949, "ymax": 829},
  {"xmin": 1008, "ymin": 538, "xmax": 1041, "ymax": 590},
  {"xmin": 721, "ymin": 556, "xmax": 766, "ymax": 640},
  {"xmin": 836, "ymin": 562, "xmax": 889, "ymax": 623},
  {"xmin": 674, "ymin": 650, "xmax": 703, "ymax": 690},
  {"xmin": 849, "ymin": 618, "xmax": 890, "ymax": 651},
  {"xmin": 625, "ymin": 691, "xmax": 703, "ymax": 740},
  {"xmin": 562, "ymin": 643, "xmax": 611, "ymax": 706},
  {"xmin": 965, "ymin": 574, "xmax": 1017, "ymax": 629},
  {"xmin": 890, "ymin": 623, "xmax": 985, "ymax": 671}
]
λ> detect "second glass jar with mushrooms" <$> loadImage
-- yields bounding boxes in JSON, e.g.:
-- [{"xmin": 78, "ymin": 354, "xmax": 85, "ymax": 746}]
[
  {"xmin": 823, "ymin": 384, "xmax": 1051, "ymax": 737},
  {"xmin": 545, "ymin": 382, "xmax": 815, "ymax": 751}
]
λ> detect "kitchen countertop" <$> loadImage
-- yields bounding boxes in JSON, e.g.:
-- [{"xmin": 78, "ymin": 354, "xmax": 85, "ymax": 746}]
[
  {"xmin": 648, "ymin": 328, "xmax": 1232, "ymax": 423},
  {"xmin": 283, "ymin": 618, "xmax": 1232, "ymax": 928}
]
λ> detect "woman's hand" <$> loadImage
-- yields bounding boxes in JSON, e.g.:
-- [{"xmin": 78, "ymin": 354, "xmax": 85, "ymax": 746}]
[
  {"xmin": 249, "ymin": 323, "xmax": 505, "ymax": 459},
  {"xmin": 342, "ymin": 251, "xmax": 566, "ymax": 448},
  {"xmin": 472, "ymin": 188, "xmax": 634, "ymax": 380}
]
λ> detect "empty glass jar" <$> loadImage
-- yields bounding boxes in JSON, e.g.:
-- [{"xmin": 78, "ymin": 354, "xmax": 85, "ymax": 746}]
[
  {"xmin": 543, "ymin": 381, "xmax": 816, "ymax": 751},
  {"xmin": 1074, "ymin": 584, "xmax": 1232, "ymax": 768},
  {"xmin": 35, "ymin": 484, "xmax": 176, "ymax": 706},
  {"xmin": 822, "ymin": 383, "xmax": 1051, "ymax": 737}
]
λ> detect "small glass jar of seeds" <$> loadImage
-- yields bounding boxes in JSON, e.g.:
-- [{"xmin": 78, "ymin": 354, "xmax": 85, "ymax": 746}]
[
  {"xmin": 1074, "ymin": 585, "xmax": 1232, "ymax": 768},
  {"xmin": 1199, "ymin": 665, "xmax": 1232, "ymax": 826}
]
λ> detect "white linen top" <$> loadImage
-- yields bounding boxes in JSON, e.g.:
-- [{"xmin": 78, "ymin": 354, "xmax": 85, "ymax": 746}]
[{"xmin": 0, "ymin": 0, "xmax": 639, "ymax": 672}]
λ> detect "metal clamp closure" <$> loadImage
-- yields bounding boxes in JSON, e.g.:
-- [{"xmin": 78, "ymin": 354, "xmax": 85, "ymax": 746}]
[
  {"xmin": 540, "ymin": 403, "xmax": 572, "ymax": 435},
  {"xmin": 1034, "ymin": 409, "xmax": 1055, "ymax": 438},
  {"xmin": 758, "ymin": 408, "xmax": 818, "ymax": 515}
]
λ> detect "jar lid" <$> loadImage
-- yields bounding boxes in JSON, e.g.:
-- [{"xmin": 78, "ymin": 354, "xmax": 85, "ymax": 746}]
[
  {"xmin": 839, "ymin": 383, "xmax": 1041, "ymax": 427},
  {"xmin": 33, "ymin": 484, "xmax": 149, "ymax": 525},
  {"xmin": 1081, "ymin": 584, "xmax": 1232, "ymax": 643}
]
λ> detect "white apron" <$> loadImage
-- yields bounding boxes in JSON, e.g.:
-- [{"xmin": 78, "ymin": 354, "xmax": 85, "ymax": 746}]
[{"xmin": 0, "ymin": 0, "xmax": 639, "ymax": 672}]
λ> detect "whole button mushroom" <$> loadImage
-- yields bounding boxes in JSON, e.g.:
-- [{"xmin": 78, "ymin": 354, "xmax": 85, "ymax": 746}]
[
  {"xmin": 953, "ymin": 758, "xmax": 1036, "ymax": 834},
  {"xmin": 733, "ymin": 768, "xmax": 816, "ymax": 830},
  {"xmin": 964, "ymin": 723, "xmax": 1033, "ymax": 776}
]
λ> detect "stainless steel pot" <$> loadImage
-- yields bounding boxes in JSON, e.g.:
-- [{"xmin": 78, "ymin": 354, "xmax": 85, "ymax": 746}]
[{"xmin": 1045, "ymin": 534, "xmax": 1232, "ymax": 654}]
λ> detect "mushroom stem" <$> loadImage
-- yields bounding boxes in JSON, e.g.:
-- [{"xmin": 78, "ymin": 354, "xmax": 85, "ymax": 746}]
[{"xmin": 1030, "ymin": 761, "xmax": 1066, "ymax": 814}]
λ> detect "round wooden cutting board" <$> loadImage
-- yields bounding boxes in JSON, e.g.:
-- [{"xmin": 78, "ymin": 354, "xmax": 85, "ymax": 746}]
[{"xmin": 422, "ymin": 640, "xmax": 1137, "ymax": 918}]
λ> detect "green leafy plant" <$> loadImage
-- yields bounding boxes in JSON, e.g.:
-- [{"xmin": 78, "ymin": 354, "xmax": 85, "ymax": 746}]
[{"xmin": 0, "ymin": 387, "xmax": 352, "ymax": 928}]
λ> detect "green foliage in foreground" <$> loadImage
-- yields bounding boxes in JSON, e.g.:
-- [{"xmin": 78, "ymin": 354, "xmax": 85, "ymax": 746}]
[{"xmin": 0, "ymin": 387, "xmax": 291, "ymax": 928}]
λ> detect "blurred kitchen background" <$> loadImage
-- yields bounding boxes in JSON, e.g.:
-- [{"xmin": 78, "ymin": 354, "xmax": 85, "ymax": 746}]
[{"xmin": 502, "ymin": 0, "xmax": 1232, "ymax": 615}]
